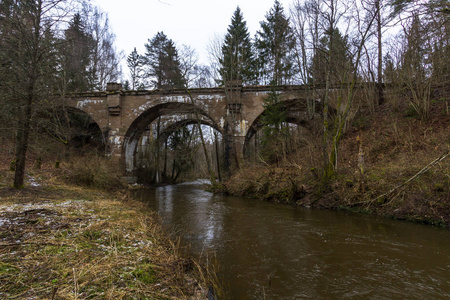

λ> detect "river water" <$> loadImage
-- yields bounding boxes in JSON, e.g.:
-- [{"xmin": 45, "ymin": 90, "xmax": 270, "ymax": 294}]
[{"xmin": 132, "ymin": 181, "xmax": 450, "ymax": 299}]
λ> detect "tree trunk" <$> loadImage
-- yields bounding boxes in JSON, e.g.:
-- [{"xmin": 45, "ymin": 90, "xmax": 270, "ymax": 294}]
[
  {"xmin": 155, "ymin": 117, "xmax": 161, "ymax": 183},
  {"xmin": 13, "ymin": 1, "xmax": 41, "ymax": 189},
  {"xmin": 214, "ymin": 131, "xmax": 222, "ymax": 182},
  {"xmin": 321, "ymin": 27, "xmax": 334, "ymax": 185},
  {"xmin": 163, "ymin": 139, "xmax": 168, "ymax": 176},
  {"xmin": 376, "ymin": 0, "xmax": 384, "ymax": 105},
  {"xmin": 186, "ymin": 90, "xmax": 216, "ymax": 184},
  {"xmin": 13, "ymin": 94, "xmax": 33, "ymax": 189}
]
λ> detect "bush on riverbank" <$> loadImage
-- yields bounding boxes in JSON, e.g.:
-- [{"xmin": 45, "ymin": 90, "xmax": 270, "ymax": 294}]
[
  {"xmin": 223, "ymin": 101, "xmax": 450, "ymax": 228},
  {"xmin": 62, "ymin": 155, "xmax": 126, "ymax": 190}
]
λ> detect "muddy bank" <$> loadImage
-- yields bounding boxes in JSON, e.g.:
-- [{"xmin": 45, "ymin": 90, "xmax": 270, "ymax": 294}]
[{"xmin": 220, "ymin": 161, "xmax": 450, "ymax": 228}]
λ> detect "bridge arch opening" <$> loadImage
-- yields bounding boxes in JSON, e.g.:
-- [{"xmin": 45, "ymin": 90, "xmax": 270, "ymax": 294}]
[
  {"xmin": 37, "ymin": 106, "xmax": 105, "ymax": 156},
  {"xmin": 123, "ymin": 102, "xmax": 224, "ymax": 183},
  {"xmin": 243, "ymin": 98, "xmax": 323, "ymax": 164}
]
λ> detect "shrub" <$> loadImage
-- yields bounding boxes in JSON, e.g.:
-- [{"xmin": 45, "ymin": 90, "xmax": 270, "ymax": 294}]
[{"xmin": 63, "ymin": 155, "xmax": 125, "ymax": 190}]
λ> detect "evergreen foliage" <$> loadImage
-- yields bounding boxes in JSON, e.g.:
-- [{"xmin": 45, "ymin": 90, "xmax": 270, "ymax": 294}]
[
  {"xmin": 167, "ymin": 126, "xmax": 194, "ymax": 181},
  {"xmin": 0, "ymin": 0, "xmax": 67, "ymax": 188},
  {"xmin": 260, "ymin": 90, "xmax": 288, "ymax": 163},
  {"xmin": 144, "ymin": 31, "xmax": 186, "ymax": 89},
  {"xmin": 57, "ymin": 7, "xmax": 121, "ymax": 92},
  {"xmin": 219, "ymin": 6, "xmax": 256, "ymax": 86},
  {"xmin": 255, "ymin": 0, "xmax": 296, "ymax": 85},
  {"xmin": 62, "ymin": 13, "xmax": 93, "ymax": 92},
  {"xmin": 126, "ymin": 47, "xmax": 145, "ymax": 90},
  {"xmin": 310, "ymin": 28, "xmax": 354, "ymax": 85}
]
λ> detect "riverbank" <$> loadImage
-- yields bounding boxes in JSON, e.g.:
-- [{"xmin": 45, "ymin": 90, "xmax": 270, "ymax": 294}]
[
  {"xmin": 220, "ymin": 101, "xmax": 450, "ymax": 228},
  {"xmin": 0, "ymin": 169, "xmax": 209, "ymax": 299}
]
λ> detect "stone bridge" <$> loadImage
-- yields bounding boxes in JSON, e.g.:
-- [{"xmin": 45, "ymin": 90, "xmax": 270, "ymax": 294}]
[{"xmin": 64, "ymin": 83, "xmax": 359, "ymax": 173}]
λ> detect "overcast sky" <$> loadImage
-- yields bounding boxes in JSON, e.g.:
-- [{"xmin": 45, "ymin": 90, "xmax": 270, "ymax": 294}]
[{"xmin": 92, "ymin": 0, "xmax": 293, "ymax": 71}]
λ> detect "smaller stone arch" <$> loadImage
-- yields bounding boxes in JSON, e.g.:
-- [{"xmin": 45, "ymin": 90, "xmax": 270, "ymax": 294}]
[
  {"xmin": 243, "ymin": 98, "xmax": 323, "ymax": 157},
  {"xmin": 122, "ymin": 102, "xmax": 219, "ymax": 173},
  {"xmin": 39, "ymin": 105, "xmax": 106, "ymax": 151}
]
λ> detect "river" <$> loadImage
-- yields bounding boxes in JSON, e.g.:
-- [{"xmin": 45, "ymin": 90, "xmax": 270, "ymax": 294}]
[{"xmin": 132, "ymin": 180, "xmax": 450, "ymax": 299}]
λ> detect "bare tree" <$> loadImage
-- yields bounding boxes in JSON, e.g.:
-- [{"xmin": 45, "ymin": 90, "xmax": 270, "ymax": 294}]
[
  {"xmin": 178, "ymin": 44, "xmax": 214, "ymax": 88},
  {"xmin": 293, "ymin": 0, "xmax": 380, "ymax": 184},
  {"xmin": 383, "ymin": 0, "xmax": 449, "ymax": 119},
  {"xmin": 83, "ymin": 4, "xmax": 122, "ymax": 91},
  {"xmin": 206, "ymin": 33, "xmax": 224, "ymax": 86}
]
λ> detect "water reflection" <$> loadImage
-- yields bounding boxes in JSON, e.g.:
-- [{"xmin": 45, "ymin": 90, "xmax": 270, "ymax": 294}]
[{"xmin": 133, "ymin": 182, "xmax": 450, "ymax": 299}]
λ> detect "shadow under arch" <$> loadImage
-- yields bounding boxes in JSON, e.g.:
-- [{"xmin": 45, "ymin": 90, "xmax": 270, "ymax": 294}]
[
  {"xmin": 43, "ymin": 105, "xmax": 106, "ymax": 151},
  {"xmin": 243, "ymin": 98, "xmax": 326, "ymax": 157},
  {"xmin": 122, "ymin": 101, "xmax": 219, "ymax": 173}
]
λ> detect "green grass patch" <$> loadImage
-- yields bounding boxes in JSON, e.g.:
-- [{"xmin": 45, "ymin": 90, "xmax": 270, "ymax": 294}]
[{"xmin": 0, "ymin": 262, "xmax": 19, "ymax": 275}]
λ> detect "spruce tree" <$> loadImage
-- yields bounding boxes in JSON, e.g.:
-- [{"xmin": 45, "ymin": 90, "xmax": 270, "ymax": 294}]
[
  {"xmin": 62, "ymin": 13, "xmax": 93, "ymax": 92},
  {"xmin": 144, "ymin": 32, "xmax": 185, "ymax": 89},
  {"xmin": 126, "ymin": 47, "xmax": 144, "ymax": 90},
  {"xmin": 309, "ymin": 28, "xmax": 354, "ymax": 85},
  {"xmin": 255, "ymin": 0, "xmax": 296, "ymax": 86},
  {"xmin": 260, "ymin": 89, "xmax": 289, "ymax": 163},
  {"xmin": 219, "ymin": 6, "xmax": 256, "ymax": 86}
]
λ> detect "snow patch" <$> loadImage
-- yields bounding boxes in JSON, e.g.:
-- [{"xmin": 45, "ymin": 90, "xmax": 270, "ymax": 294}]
[{"xmin": 76, "ymin": 99, "xmax": 103, "ymax": 108}]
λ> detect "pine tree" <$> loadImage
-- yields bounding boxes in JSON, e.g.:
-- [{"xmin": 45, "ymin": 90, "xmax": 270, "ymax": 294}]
[
  {"xmin": 144, "ymin": 31, "xmax": 185, "ymax": 89},
  {"xmin": 260, "ymin": 90, "xmax": 288, "ymax": 163},
  {"xmin": 219, "ymin": 6, "xmax": 256, "ymax": 86},
  {"xmin": 126, "ymin": 47, "xmax": 144, "ymax": 90},
  {"xmin": 255, "ymin": 0, "xmax": 296, "ymax": 85},
  {"xmin": 62, "ymin": 13, "xmax": 93, "ymax": 92}
]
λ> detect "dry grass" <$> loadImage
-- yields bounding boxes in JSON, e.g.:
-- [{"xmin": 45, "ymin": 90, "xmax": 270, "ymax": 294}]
[{"xmin": 0, "ymin": 170, "xmax": 208, "ymax": 299}]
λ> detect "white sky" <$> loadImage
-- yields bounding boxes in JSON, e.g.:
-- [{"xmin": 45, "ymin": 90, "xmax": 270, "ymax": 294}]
[{"xmin": 92, "ymin": 0, "xmax": 293, "ymax": 72}]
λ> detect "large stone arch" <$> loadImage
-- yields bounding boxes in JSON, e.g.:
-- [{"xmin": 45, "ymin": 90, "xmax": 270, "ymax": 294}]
[
  {"xmin": 158, "ymin": 119, "xmax": 222, "ymax": 143},
  {"xmin": 122, "ymin": 102, "xmax": 219, "ymax": 173},
  {"xmin": 243, "ymin": 98, "xmax": 323, "ymax": 156}
]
